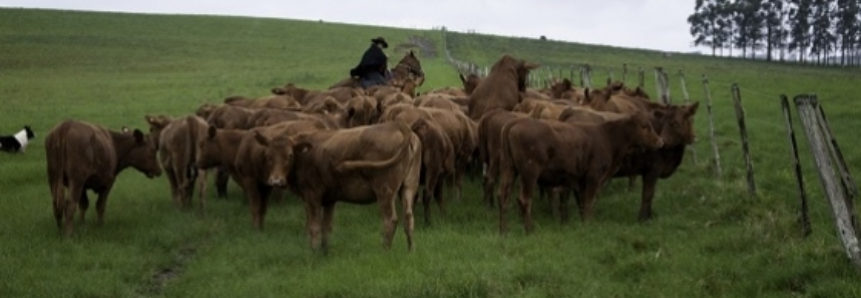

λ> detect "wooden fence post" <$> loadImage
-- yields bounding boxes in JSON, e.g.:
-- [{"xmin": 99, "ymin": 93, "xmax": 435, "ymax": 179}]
[
  {"xmin": 579, "ymin": 65, "xmax": 585, "ymax": 87},
  {"xmin": 569, "ymin": 65, "xmax": 575, "ymax": 82},
  {"xmin": 731, "ymin": 83, "xmax": 756, "ymax": 196},
  {"xmin": 795, "ymin": 94, "xmax": 861, "ymax": 270},
  {"xmin": 702, "ymin": 75, "xmax": 721, "ymax": 176},
  {"xmin": 622, "ymin": 63, "xmax": 628, "ymax": 84},
  {"xmin": 584, "ymin": 64, "xmax": 593, "ymax": 88},
  {"xmin": 678, "ymin": 70, "xmax": 698, "ymax": 165},
  {"xmin": 816, "ymin": 102, "xmax": 860, "ymax": 230},
  {"xmin": 781, "ymin": 95, "xmax": 812, "ymax": 237},
  {"xmin": 607, "ymin": 69, "xmax": 614, "ymax": 84},
  {"xmin": 661, "ymin": 68, "xmax": 671, "ymax": 104},
  {"xmin": 637, "ymin": 66, "xmax": 645, "ymax": 88}
]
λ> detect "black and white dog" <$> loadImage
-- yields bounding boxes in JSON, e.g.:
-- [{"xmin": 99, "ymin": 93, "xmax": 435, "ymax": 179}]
[{"xmin": 0, "ymin": 125, "xmax": 36, "ymax": 153}]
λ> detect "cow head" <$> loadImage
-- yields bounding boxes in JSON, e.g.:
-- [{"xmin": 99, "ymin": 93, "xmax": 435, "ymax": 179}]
[
  {"xmin": 625, "ymin": 112, "xmax": 664, "ymax": 150},
  {"xmin": 653, "ymin": 102, "xmax": 700, "ymax": 147},
  {"xmin": 195, "ymin": 103, "xmax": 220, "ymax": 119},
  {"xmin": 145, "ymin": 114, "xmax": 172, "ymax": 149},
  {"xmin": 460, "ymin": 73, "xmax": 482, "ymax": 95},
  {"xmin": 196, "ymin": 125, "xmax": 224, "ymax": 170},
  {"xmin": 516, "ymin": 59, "xmax": 540, "ymax": 92},
  {"xmin": 121, "ymin": 126, "xmax": 162, "ymax": 178},
  {"xmin": 346, "ymin": 96, "xmax": 382, "ymax": 128},
  {"xmin": 253, "ymin": 132, "xmax": 311, "ymax": 187},
  {"xmin": 550, "ymin": 78, "xmax": 573, "ymax": 98}
]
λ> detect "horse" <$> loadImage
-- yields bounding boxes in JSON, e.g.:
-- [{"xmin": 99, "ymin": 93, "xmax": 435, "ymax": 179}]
[{"xmin": 330, "ymin": 51, "xmax": 426, "ymax": 90}]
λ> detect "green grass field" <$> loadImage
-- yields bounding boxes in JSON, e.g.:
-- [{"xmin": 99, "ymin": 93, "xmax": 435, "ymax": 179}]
[{"xmin": 2, "ymin": 8, "xmax": 861, "ymax": 298}]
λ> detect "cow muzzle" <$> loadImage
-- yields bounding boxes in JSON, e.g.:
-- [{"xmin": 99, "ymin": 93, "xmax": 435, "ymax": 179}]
[{"xmin": 268, "ymin": 177, "xmax": 287, "ymax": 187}]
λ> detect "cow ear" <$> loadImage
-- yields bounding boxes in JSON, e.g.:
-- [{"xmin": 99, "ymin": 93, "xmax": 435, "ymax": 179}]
[
  {"xmin": 459, "ymin": 73, "xmax": 466, "ymax": 83},
  {"xmin": 207, "ymin": 125, "xmax": 217, "ymax": 139},
  {"xmin": 253, "ymin": 131, "xmax": 269, "ymax": 146},
  {"xmin": 685, "ymin": 102, "xmax": 700, "ymax": 117},
  {"xmin": 523, "ymin": 62, "xmax": 540, "ymax": 70},
  {"xmin": 293, "ymin": 142, "xmax": 312, "ymax": 154},
  {"xmin": 133, "ymin": 129, "xmax": 145, "ymax": 144},
  {"xmin": 409, "ymin": 50, "xmax": 415, "ymax": 57}
]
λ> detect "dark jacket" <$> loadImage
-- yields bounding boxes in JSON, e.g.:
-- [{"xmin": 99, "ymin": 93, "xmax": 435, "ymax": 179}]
[{"xmin": 350, "ymin": 44, "xmax": 387, "ymax": 77}]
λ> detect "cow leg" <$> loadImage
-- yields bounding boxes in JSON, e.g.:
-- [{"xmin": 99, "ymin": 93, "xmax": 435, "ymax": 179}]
[
  {"xmin": 422, "ymin": 171, "xmax": 436, "ymax": 226},
  {"xmin": 197, "ymin": 169, "xmax": 208, "ymax": 212},
  {"xmin": 303, "ymin": 194, "xmax": 324, "ymax": 251},
  {"xmin": 628, "ymin": 175, "xmax": 637, "ymax": 192},
  {"xmin": 320, "ymin": 202, "xmax": 336, "ymax": 252},
  {"xmin": 164, "ymin": 168, "xmax": 181, "ymax": 209},
  {"xmin": 95, "ymin": 186, "xmax": 113, "ymax": 226},
  {"xmin": 482, "ymin": 162, "xmax": 497, "ymax": 209},
  {"xmin": 518, "ymin": 176, "xmax": 537, "ymax": 234},
  {"xmin": 400, "ymin": 181, "xmax": 417, "ymax": 252},
  {"xmin": 63, "ymin": 183, "xmax": 84, "ymax": 236},
  {"xmin": 374, "ymin": 184, "xmax": 398, "ymax": 250},
  {"xmin": 50, "ymin": 181, "xmax": 67, "ymax": 230},
  {"xmin": 497, "ymin": 166, "xmax": 517, "ymax": 235},
  {"xmin": 258, "ymin": 185, "xmax": 272, "ymax": 227},
  {"xmin": 173, "ymin": 158, "xmax": 192, "ymax": 210},
  {"xmin": 638, "ymin": 174, "xmax": 659, "ymax": 221},
  {"xmin": 579, "ymin": 180, "xmax": 601, "ymax": 222},
  {"xmin": 215, "ymin": 167, "xmax": 229, "ymax": 198},
  {"xmin": 242, "ymin": 180, "xmax": 265, "ymax": 230},
  {"xmin": 77, "ymin": 191, "xmax": 90, "ymax": 224},
  {"xmin": 559, "ymin": 186, "xmax": 572, "ymax": 224},
  {"xmin": 454, "ymin": 169, "xmax": 464, "ymax": 202}
]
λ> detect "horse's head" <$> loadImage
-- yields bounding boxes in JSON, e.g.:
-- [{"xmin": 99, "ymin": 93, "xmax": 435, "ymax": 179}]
[{"xmin": 393, "ymin": 50, "xmax": 425, "ymax": 85}]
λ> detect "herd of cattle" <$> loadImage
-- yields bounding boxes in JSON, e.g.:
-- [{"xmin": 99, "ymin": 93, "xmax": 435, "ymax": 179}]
[{"xmin": 43, "ymin": 53, "xmax": 699, "ymax": 251}]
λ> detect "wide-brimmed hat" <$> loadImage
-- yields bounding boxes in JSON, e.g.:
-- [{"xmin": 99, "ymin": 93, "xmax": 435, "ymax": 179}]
[{"xmin": 371, "ymin": 37, "xmax": 388, "ymax": 48}]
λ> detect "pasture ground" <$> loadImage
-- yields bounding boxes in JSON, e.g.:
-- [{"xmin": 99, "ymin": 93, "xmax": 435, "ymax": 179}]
[{"xmin": 2, "ymin": 8, "xmax": 861, "ymax": 298}]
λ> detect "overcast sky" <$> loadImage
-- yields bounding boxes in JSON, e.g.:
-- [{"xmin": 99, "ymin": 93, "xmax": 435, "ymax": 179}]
[{"xmin": 0, "ymin": 0, "xmax": 698, "ymax": 53}]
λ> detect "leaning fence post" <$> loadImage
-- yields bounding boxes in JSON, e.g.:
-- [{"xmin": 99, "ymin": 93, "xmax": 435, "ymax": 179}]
[
  {"xmin": 781, "ymin": 95, "xmax": 812, "ymax": 237},
  {"xmin": 702, "ymin": 75, "xmax": 721, "ymax": 176},
  {"xmin": 816, "ymin": 103, "xmax": 860, "ymax": 230},
  {"xmin": 679, "ymin": 70, "xmax": 698, "ymax": 165},
  {"xmin": 795, "ymin": 94, "xmax": 861, "ymax": 271},
  {"xmin": 731, "ymin": 83, "xmax": 756, "ymax": 196},
  {"xmin": 637, "ymin": 67, "xmax": 645, "ymax": 88}
]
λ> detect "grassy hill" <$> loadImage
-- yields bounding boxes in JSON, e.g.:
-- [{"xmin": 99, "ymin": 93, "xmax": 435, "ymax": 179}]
[{"xmin": 1, "ymin": 8, "xmax": 861, "ymax": 298}]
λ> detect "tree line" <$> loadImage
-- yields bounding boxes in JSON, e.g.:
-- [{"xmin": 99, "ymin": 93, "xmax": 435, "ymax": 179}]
[{"xmin": 687, "ymin": 0, "xmax": 861, "ymax": 66}]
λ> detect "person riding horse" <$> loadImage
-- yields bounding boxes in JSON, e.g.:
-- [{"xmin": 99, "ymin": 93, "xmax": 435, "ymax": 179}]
[{"xmin": 350, "ymin": 37, "xmax": 393, "ymax": 89}]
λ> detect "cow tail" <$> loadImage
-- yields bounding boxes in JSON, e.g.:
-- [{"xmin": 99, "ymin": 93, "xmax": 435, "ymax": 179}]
[
  {"xmin": 336, "ymin": 120, "xmax": 412, "ymax": 172},
  {"xmin": 185, "ymin": 116, "xmax": 199, "ymax": 181},
  {"xmin": 499, "ymin": 117, "xmax": 526, "ymax": 177}
]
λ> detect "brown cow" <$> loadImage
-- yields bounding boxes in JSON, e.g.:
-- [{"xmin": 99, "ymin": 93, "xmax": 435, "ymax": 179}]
[
  {"xmin": 379, "ymin": 106, "xmax": 456, "ymax": 225},
  {"xmin": 460, "ymin": 73, "xmax": 482, "ymax": 95},
  {"xmin": 476, "ymin": 109, "xmax": 527, "ymax": 208},
  {"xmin": 614, "ymin": 102, "xmax": 700, "ymax": 221},
  {"xmin": 225, "ymin": 94, "xmax": 302, "ymax": 110},
  {"xmin": 206, "ymin": 104, "xmax": 257, "ymax": 130},
  {"xmin": 289, "ymin": 120, "xmax": 422, "ymax": 251},
  {"xmin": 196, "ymin": 103, "xmax": 220, "ymax": 119},
  {"xmin": 497, "ymin": 112, "xmax": 663, "ymax": 233},
  {"xmin": 273, "ymin": 84, "xmax": 361, "ymax": 106},
  {"xmin": 147, "ymin": 115, "xmax": 209, "ymax": 210},
  {"xmin": 467, "ymin": 55, "xmax": 538, "ymax": 120},
  {"xmin": 45, "ymin": 120, "xmax": 162, "ymax": 236}
]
